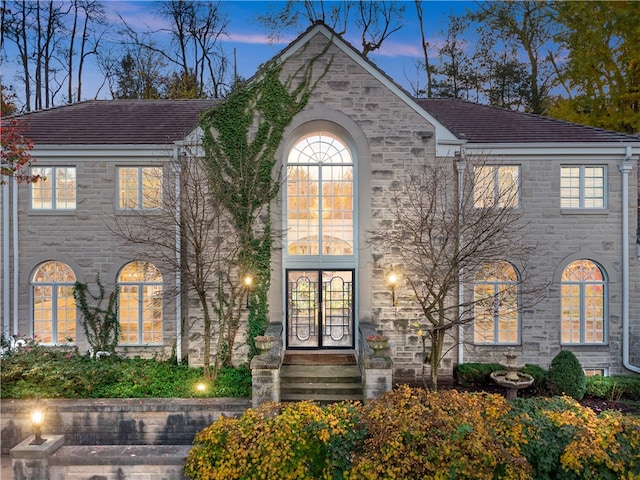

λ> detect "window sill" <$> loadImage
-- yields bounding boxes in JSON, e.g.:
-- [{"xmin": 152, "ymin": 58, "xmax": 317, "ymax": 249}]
[
  {"xmin": 28, "ymin": 209, "xmax": 76, "ymax": 216},
  {"xmin": 561, "ymin": 208, "xmax": 608, "ymax": 215}
]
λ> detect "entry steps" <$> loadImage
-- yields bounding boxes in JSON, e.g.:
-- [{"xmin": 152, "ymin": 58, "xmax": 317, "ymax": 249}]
[{"xmin": 280, "ymin": 363, "xmax": 363, "ymax": 404}]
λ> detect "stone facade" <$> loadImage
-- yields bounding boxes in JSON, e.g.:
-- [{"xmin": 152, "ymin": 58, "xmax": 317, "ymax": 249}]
[{"xmin": 2, "ymin": 24, "xmax": 639, "ymax": 390}]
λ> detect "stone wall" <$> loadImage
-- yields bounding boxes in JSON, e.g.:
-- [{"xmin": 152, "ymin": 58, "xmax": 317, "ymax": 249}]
[{"xmin": 1, "ymin": 397, "xmax": 249, "ymax": 455}]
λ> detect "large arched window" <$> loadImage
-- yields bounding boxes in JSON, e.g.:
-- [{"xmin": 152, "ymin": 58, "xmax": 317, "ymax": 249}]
[
  {"xmin": 473, "ymin": 261, "xmax": 519, "ymax": 344},
  {"xmin": 286, "ymin": 132, "xmax": 353, "ymax": 257},
  {"xmin": 117, "ymin": 261, "xmax": 163, "ymax": 344},
  {"xmin": 31, "ymin": 261, "xmax": 76, "ymax": 344},
  {"xmin": 561, "ymin": 259, "xmax": 606, "ymax": 344}
]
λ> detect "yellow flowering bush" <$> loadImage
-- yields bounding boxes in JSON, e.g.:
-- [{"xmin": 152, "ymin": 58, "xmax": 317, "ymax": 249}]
[
  {"xmin": 185, "ymin": 400, "xmax": 366, "ymax": 479},
  {"xmin": 186, "ymin": 387, "xmax": 640, "ymax": 480},
  {"xmin": 508, "ymin": 395, "xmax": 640, "ymax": 479},
  {"xmin": 346, "ymin": 385, "xmax": 530, "ymax": 479}
]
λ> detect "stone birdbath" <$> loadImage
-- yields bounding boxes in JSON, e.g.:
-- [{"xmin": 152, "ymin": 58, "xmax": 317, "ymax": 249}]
[{"xmin": 489, "ymin": 347, "xmax": 534, "ymax": 401}]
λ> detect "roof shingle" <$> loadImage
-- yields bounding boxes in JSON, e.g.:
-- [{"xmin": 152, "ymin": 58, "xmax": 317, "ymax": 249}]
[
  {"xmin": 14, "ymin": 99, "xmax": 216, "ymax": 145},
  {"xmin": 418, "ymin": 98, "xmax": 640, "ymax": 144}
]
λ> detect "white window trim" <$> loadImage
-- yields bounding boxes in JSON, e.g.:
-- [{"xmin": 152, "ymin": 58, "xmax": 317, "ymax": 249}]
[
  {"xmin": 560, "ymin": 164, "xmax": 607, "ymax": 209},
  {"xmin": 30, "ymin": 166, "xmax": 77, "ymax": 211}
]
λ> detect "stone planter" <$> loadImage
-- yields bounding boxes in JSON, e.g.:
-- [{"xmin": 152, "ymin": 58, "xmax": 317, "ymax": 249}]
[
  {"xmin": 366, "ymin": 337, "xmax": 389, "ymax": 356},
  {"xmin": 254, "ymin": 335, "xmax": 277, "ymax": 354}
]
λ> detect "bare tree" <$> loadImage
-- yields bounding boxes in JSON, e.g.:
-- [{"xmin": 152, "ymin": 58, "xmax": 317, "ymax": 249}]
[
  {"xmin": 372, "ymin": 155, "xmax": 542, "ymax": 390},
  {"xmin": 121, "ymin": 0, "xmax": 230, "ymax": 98},
  {"xmin": 109, "ymin": 147, "xmax": 244, "ymax": 382},
  {"xmin": 257, "ymin": 0, "xmax": 404, "ymax": 57},
  {"xmin": 67, "ymin": 0, "xmax": 107, "ymax": 103}
]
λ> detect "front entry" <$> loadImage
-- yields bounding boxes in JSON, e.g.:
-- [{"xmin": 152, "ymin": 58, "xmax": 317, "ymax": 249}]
[{"xmin": 287, "ymin": 270, "xmax": 354, "ymax": 348}]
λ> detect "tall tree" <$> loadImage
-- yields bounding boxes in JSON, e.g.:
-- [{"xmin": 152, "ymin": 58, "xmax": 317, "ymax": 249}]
[
  {"xmin": 257, "ymin": 0, "xmax": 404, "ymax": 57},
  {"xmin": 122, "ymin": 0, "xmax": 230, "ymax": 98},
  {"xmin": 433, "ymin": 15, "xmax": 478, "ymax": 100},
  {"xmin": 548, "ymin": 1, "xmax": 640, "ymax": 134},
  {"xmin": 469, "ymin": 1, "xmax": 558, "ymax": 114},
  {"xmin": 67, "ymin": 0, "xmax": 107, "ymax": 103}
]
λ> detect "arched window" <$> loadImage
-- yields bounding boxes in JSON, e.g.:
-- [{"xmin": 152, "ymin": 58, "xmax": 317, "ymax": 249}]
[
  {"xmin": 561, "ymin": 259, "xmax": 606, "ymax": 344},
  {"xmin": 286, "ymin": 132, "xmax": 353, "ymax": 256},
  {"xmin": 474, "ymin": 261, "xmax": 519, "ymax": 344},
  {"xmin": 31, "ymin": 261, "xmax": 76, "ymax": 344},
  {"xmin": 117, "ymin": 261, "xmax": 163, "ymax": 344}
]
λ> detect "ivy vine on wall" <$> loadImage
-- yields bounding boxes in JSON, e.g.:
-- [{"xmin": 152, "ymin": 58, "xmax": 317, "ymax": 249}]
[{"xmin": 199, "ymin": 43, "xmax": 332, "ymax": 360}]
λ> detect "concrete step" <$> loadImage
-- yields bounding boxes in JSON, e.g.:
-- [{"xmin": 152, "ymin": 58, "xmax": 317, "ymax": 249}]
[{"xmin": 280, "ymin": 364, "xmax": 363, "ymax": 404}]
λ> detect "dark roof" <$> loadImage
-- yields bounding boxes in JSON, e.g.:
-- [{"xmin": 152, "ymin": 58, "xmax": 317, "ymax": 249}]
[
  {"xmin": 14, "ymin": 99, "xmax": 216, "ymax": 145},
  {"xmin": 418, "ymin": 98, "xmax": 640, "ymax": 144}
]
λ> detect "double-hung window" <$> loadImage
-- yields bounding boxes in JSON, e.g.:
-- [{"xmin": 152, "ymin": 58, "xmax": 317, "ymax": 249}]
[
  {"xmin": 560, "ymin": 166, "xmax": 606, "ymax": 208},
  {"xmin": 117, "ymin": 166, "xmax": 163, "ymax": 210},
  {"xmin": 473, "ymin": 261, "xmax": 520, "ymax": 344},
  {"xmin": 474, "ymin": 165, "xmax": 520, "ymax": 208},
  {"xmin": 30, "ymin": 167, "xmax": 76, "ymax": 210}
]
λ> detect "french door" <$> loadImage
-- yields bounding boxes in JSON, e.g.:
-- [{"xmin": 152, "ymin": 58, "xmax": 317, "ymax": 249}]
[{"xmin": 286, "ymin": 270, "xmax": 354, "ymax": 348}]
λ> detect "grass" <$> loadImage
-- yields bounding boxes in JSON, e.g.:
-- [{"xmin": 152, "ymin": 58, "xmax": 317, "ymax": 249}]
[{"xmin": 0, "ymin": 344, "xmax": 252, "ymax": 399}]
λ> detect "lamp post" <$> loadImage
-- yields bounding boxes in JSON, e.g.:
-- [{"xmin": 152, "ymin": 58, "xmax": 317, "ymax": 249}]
[{"xmin": 29, "ymin": 408, "xmax": 46, "ymax": 445}]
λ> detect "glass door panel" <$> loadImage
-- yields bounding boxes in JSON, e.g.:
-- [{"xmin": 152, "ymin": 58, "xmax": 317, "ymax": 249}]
[{"xmin": 287, "ymin": 270, "xmax": 354, "ymax": 348}]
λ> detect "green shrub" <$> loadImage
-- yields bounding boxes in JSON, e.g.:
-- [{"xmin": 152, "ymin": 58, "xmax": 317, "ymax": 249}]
[
  {"xmin": 548, "ymin": 350, "xmax": 587, "ymax": 400},
  {"xmin": 455, "ymin": 362, "xmax": 503, "ymax": 387},
  {"xmin": 0, "ymin": 347, "xmax": 251, "ymax": 399},
  {"xmin": 521, "ymin": 364, "xmax": 549, "ymax": 395},
  {"xmin": 586, "ymin": 374, "xmax": 640, "ymax": 401}
]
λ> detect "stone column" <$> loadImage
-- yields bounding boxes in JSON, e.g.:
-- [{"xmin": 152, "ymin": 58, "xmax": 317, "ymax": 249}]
[
  {"xmin": 11, "ymin": 435, "xmax": 64, "ymax": 480},
  {"xmin": 250, "ymin": 323, "xmax": 283, "ymax": 408}
]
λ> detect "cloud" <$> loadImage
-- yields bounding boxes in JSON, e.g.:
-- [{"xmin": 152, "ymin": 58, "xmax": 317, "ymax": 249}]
[{"xmin": 225, "ymin": 31, "xmax": 293, "ymax": 46}]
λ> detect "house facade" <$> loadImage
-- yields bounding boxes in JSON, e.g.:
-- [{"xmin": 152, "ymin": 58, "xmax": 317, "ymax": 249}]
[{"xmin": 2, "ymin": 24, "xmax": 639, "ymax": 383}]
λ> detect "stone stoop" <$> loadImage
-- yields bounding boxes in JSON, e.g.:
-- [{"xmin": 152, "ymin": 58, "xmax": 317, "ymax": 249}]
[{"xmin": 280, "ymin": 364, "xmax": 364, "ymax": 404}]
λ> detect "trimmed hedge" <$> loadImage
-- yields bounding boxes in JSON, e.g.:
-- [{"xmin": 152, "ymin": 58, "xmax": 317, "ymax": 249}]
[
  {"xmin": 548, "ymin": 350, "xmax": 587, "ymax": 400},
  {"xmin": 186, "ymin": 386, "xmax": 640, "ymax": 480}
]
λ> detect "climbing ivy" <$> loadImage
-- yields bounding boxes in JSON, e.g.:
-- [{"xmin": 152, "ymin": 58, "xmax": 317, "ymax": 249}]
[
  {"xmin": 73, "ymin": 277, "xmax": 120, "ymax": 355},
  {"xmin": 200, "ymin": 46, "xmax": 331, "ymax": 362}
]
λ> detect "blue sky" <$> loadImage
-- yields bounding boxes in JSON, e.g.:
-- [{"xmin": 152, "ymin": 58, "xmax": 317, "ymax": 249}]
[{"xmin": 2, "ymin": 1, "xmax": 476, "ymax": 102}]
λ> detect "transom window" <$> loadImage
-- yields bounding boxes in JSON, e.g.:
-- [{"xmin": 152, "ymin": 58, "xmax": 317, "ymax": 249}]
[
  {"xmin": 474, "ymin": 165, "xmax": 520, "ymax": 209},
  {"xmin": 561, "ymin": 166, "xmax": 606, "ymax": 208},
  {"xmin": 117, "ymin": 166, "xmax": 163, "ymax": 209},
  {"xmin": 286, "ymin": 133, "xmax": 353, "ymax": 256},
  {"xmin": 31, "ymin": 167, "xmax": 76, "ymax": 210},
  {"xmin": 561, "ymin": 259, "xmax": 606, "ymax": 344},
  {"xmin": 473, "ymin": 261, "xmax": 519, "ymax": 344},
  {"xmin": 31, "ymin": 261, "xmax": 76, "ymax": 343},
  {"xmin": 117, "ymin": 261, "xmax": 163, "ymax": 344}
]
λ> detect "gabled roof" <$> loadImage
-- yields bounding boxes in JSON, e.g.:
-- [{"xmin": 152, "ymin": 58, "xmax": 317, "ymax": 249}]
[
  {"xmin": 418, "ymin": 98, "xmax": 640, "ymax": 144},
  {"xmin": 14, "ymin": 99, "xmax": 216, "ymax": 145}
]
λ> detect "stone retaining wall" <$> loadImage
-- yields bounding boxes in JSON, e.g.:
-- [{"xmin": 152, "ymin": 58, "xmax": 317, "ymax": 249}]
[{"xmin": 1, "ymin": 398, "xmax": 250, "ymax": 455}]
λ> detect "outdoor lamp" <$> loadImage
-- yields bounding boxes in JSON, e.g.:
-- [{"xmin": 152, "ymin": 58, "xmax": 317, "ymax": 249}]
[
  {"xmin": 244, "ymin": 274, "xmax": 253, "ymax": 308},
  {"xmin": 29, "ymin": 408, "xmax": 46, "ymax": 445},
  {"xmin": 387, "ymin": 271, "xmax": 398, "ymax": 307}
]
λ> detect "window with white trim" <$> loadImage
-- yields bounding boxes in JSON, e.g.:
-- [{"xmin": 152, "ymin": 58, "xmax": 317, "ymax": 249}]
[
  {"xmin": 286, "ymin": 132, "xmax": 354, "ymax": 256},
  {"xmin": 117, "ymin": 261, "xmax": 163, "ymax": 344},
  {"xmin": 474, "ymin": 165, "xmax": 520, "ymax": 208},
  {"xmin": 117, "ymin": 166, "xmax": 163, "ymax": 210},
  {"xmin": 31, "ymin": 261, "xmax": 76, "ymax": 343},
  {"xmin": 560, "ymin": 166, "xmax": 606, "ymax": 208},
  {"xmin": 561, "ymin": 259, "xmax": 606, "ymax": 344},
  {"xmin": 30, "ymin": 167, "xmax": 76, "ymax": 210},
  {"xmin": 473, "ymin": 261, "xmax": 520, "ymax": 344}
]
